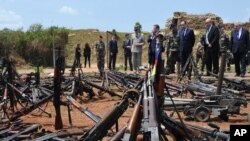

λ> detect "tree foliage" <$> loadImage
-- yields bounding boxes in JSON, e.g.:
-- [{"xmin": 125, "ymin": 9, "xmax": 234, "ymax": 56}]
[{"xmin": 0, "ymin": 24, "xmax": 69, "ymax": 66}]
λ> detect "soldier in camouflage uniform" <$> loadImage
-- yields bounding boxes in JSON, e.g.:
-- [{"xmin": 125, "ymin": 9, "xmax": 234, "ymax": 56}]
[
  {"xmin": 165, "ymin": 24, "xmax": 180, "ymax": 75},
  {"xmin": 95, "ymin": 36, "xmax": 105, "ymax": 76},
  {"xmin": 218, "ymin": 24, "xmax": 231, "ymax": 71},
  {"xmin": 196, "ymin": 35, "xmax": 206, "ymax": 73}
]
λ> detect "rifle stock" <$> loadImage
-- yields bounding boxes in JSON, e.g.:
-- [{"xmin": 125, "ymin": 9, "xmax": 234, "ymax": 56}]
[
  {"xmin": 123, "ymin": 95, "xmax": 142, "ymax": 141},
  {"xmin": 54, "ymin": 67, "xmax": 63, "ymax": 130}
]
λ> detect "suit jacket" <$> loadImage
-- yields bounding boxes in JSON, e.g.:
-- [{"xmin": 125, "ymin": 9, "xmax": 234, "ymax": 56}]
[
  {"xmin": 179, "ymin": 28, "xmax": 195, "ymax": 53},
  {"xmin": 231, "ymin": 28, "xmax": 250, "ymax": 54},
  {"xmin": 123, "ymin": 39, "xmax": 132, "ymax": 56},
  {"xmin": 83, "ymin": 46, "xmax": 91, "ymax": 57},
  {"xmin": 109, "ymin": 40, "xmax": 118, "ymax": 54},
  {"xmin": 205, "ymin": 25, "xmax": 220, "ymax": 52},
  {"xmin": 147, "ymin": 33, "xmax": 164, "ymax": 65},
  {"xmin": 75, "ymin": 46, "xmax": 81, "ymax": 58}
]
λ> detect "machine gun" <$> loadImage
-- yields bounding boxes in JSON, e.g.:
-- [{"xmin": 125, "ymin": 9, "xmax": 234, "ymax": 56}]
[
  {"xmin": 164, "ymin": 93, "xmax": 247, "ymax": 122},
  {"xmin": 209, "ymin": 72, "xmax": 250, "ymax": 92},
  {"xmin": 178, "ymin": 54, "xmax": 201, "ymax": 82},
  {"xmin": 185, "ymin": 81, "xmax": 244, "ymax": 96},
  {"xmin": 183, "ymin": 94, "xmax": 247, "ymax": 121}
]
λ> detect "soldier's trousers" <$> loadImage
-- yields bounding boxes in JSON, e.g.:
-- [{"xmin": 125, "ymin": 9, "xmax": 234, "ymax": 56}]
[
  {"xmin": 196, "ymin": 54, "xmax": 205, "ymax": 72},
  {"xmin": 97, "ymin": 57, "xmax": 104, "ymax": 76},
  {"xmin": 166, "ymin": 51, "xmax": 179, "ymax": 74}
]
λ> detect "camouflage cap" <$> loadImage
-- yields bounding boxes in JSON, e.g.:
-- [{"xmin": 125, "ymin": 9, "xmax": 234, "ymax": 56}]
[
  {"xmin": 170, "ymin": 23, "xmax": 177, "ymax": 29},
  {"xmin": 134, "ymin": 22, "xmax": 142, "ymax": 30},
  {"xmin": 218, "ymin": 24, "xmax": 224, "ymax": 29}
]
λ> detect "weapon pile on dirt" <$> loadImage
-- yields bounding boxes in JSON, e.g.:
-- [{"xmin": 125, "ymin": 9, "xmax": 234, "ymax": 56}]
[{"xmin": 1, "ymin": 57, "xmax": 249, "ymax": 140}]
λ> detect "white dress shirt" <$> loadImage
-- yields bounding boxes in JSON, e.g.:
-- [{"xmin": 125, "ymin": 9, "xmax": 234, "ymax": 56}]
[{"xmin": 205, "ymin": 25, "xmax": 212, "ymax": 44}]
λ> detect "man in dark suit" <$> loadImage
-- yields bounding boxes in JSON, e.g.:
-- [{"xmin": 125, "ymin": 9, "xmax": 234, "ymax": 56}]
[
  {"xmin": 204, "ymin": 18, "xmax": 220, "ymax": 76},
  {"xmin": 148, "ymin": 24, "xmax": 162, "ymax": 67},
  {"xmin": 109, "ymin": 35, "xmax": 118, "ymax": 70},
  {"xmin": 179, "ymin": 21, "xmax": 195, "ymax": 73},
  {"xmin": 123, "ymin": 34, "xmax": 133, "ymax": 71},
  {"xmin": 231, "ymin": 22, "xmax": 249, "ymax": 77}
]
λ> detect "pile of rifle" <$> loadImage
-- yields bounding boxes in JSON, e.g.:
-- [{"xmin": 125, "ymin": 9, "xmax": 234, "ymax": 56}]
[{"xmin": 0, "ymin": 58, "xmax": 236, "ymax": 140}]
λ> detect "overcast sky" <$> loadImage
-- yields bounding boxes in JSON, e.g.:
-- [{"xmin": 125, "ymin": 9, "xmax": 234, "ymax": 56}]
[{"xmin": 0, "ymin": 0, "xmax": 250, "ymax": 32}]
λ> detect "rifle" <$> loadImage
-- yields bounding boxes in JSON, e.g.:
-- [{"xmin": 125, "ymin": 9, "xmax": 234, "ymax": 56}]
[
  {"xmin": 84, "ymin": 79, "xmax": 122, "ymax": 97},
  {"xmin": 30, "ymin": 129, "xmax": 86, "ymax": 141},
  {"xmin": 162, "ymin": 114, "xmax": 229, "ymax": 140},
  {"xmin": 122, "ymin": 94, "xmax": 142, "ymax": 141},
  {"xmin": 1, "ymin": 85, "xmax": 9, "ymax": 119},
  {"xmin": 54, "ymin": 59, "xmax": 63, "ymax": 130},
  {"xmin": 209, "ymin": 71, "xmax": 250, "ymax": 92},
  {"xmin": 66, "ymin": 96, "xmax": 101, "ymax": 123},
  {"xmin": 141, "ymin": 72, "xmax": 160, "ymax": 141},
  {"xmin": 9, "ymin": 90, "xmax": 53, "ymax": 121},
  {"xmin": 184, "ymin": 122, "xmax": 230, "ymax": 140},
  {"xmin": 178, "ymin": 54, "xmax": 201, "ymax": 82},
  {"xmin": 110, "ymin": 125, "xmax": 127, "ymax": 141},
  {"xmin": 2, "ymin": 124, "xmax": 41, "ymax": 141},
  {"xmin": 80, "ymin": 90, "xmax": 139, "ymax": 141},
  {"xmin": 7, "ymin": 82, "xmax": 51, "ymax": 117}
]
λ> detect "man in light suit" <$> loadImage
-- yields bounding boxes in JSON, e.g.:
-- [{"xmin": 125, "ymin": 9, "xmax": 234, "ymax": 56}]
[
  {"xmin": 179, "ymin": 21, "xmax": 195, "ymax": 75},
  {"xmin": 231, "ymin": 22, "xmax": 249, "ymax": 77},
  {"xmin": 204, "ymin": 18, "xmax": 220, "ymax": 76}
]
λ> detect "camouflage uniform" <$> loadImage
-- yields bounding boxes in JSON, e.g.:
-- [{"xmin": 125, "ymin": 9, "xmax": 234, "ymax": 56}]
[
  {"xmin": 219, "ymin": 33, "xmax": 231, "ymax": 71},
  {"xmin": 95, "ymin": 41, "xmax": 105, "ymax": 76},
  {"xmin": 195, "ymin": 35, "xmax": 206, "ymax": 72},
  {"xmin": 165, "ymin": 33, "xmax": 180, "ymax": 74}
]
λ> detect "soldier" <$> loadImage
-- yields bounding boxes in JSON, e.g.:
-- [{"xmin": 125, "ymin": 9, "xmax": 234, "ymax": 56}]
[
  {"xmin": 218, "ymin": 24, "xmax": 231, "ymax": 71},
  {"xmin": 196, "ymin": 35, "xmax": 206, "ymax": 73},
  {"xmin": 165, "ymin": 24, "xmax": 180, "ymax": 75},
  {"xmin": 95, "ymin": 36, "xmax": 105, "ymax": 76}
]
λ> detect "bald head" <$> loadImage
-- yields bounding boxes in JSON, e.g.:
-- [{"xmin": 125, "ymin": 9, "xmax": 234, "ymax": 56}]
[
  {"xmin": 205, "ymin": 18, "xmax": 212, "ymax": 28},
  {"xmin": 234, "ymin": 22, "xmax": 242, "ymax": 30},
  {"xmin": 205, "ymin": 18, "xmax": 211, "ymax": 23}
]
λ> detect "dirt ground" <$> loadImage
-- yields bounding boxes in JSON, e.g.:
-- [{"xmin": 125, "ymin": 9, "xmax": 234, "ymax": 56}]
[{"xmin": 15, "ymin": 64, "xmax": 250, "ymax": 140}]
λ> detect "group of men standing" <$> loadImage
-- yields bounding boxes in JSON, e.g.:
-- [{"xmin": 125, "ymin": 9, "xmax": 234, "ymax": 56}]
[
  {"xmin": 77, "ymin": 19, "xmax": 249, "ymax": 78},
  {"xmin": 166, "ymin": 18, "xmax": 249, "ymax": 78},
  {"xmin": 94, "ymin": 23, "xmax": 146, "ymax": 75}
]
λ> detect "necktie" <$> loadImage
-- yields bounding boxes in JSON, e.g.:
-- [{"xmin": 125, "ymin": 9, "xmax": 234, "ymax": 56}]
[
  {"xmin": 236, "ymin": 30, "xmax": 239, "ymax": 39},
  {"xmin": 184, "ymin": 28, "xmax": 187, "ymax": 36}
]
